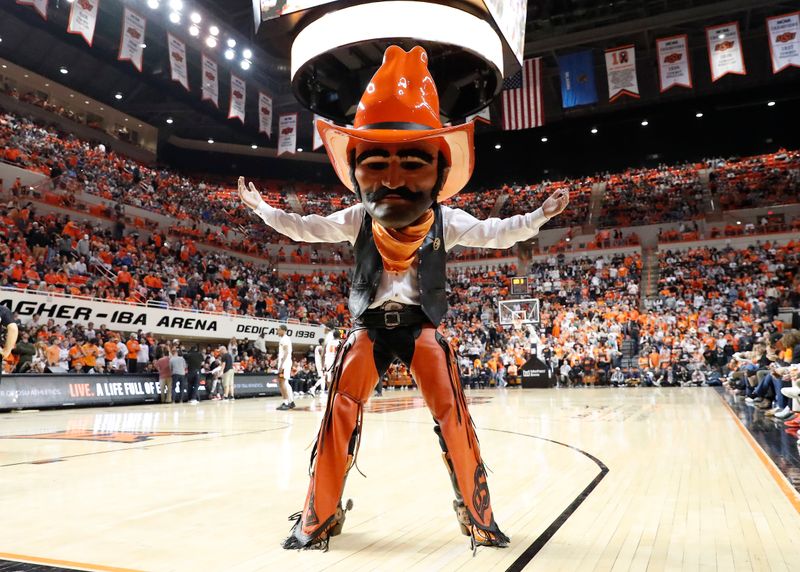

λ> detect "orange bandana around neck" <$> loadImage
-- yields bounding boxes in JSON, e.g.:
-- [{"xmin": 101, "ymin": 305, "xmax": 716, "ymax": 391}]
[{"xmin": 371, "ymin": 210, "xmax": 434, "ymax": 272}]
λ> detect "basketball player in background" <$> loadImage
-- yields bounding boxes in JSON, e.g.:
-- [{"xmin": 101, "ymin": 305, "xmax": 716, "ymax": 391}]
[
  {"xmin": 310, "ymin": 337, "xmax": 327, "ymax": 396},
  {"xmin": 276, "ymin": 324, "xmax": 295, "ymax": 410}
]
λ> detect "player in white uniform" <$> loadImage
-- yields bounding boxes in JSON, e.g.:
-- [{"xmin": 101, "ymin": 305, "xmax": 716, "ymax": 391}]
[
  {"xmin": 323, "ymin": 329, "xmax": 341, "ymax": 390},
  {"xmin": 276, "ymin": 325, "xmax": 295, "ymax": 410}
]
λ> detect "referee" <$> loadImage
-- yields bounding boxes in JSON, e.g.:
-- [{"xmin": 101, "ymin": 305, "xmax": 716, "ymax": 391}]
[{"xmin": 1, "ymin": 305, "xmax": 19, "ymax": 375}]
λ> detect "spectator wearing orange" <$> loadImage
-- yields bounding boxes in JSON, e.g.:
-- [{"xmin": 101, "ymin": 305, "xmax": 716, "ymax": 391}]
[{"xmin": 126, "ymin": 333, "xmax": 140, "ymax": 373}]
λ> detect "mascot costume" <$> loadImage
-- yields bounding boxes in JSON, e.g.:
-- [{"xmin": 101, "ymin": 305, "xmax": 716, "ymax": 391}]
[{"xmin": 238, "ymin": 45, "xmax": 569, "ymax": 552}]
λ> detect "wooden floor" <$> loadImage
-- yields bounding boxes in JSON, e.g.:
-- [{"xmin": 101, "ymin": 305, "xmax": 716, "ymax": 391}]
[{"xmin": 1, "ymin": 387, "xmax": 799, "ymax": 572}]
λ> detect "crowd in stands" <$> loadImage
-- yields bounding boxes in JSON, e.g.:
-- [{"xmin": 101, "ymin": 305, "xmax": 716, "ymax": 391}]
[
  {"xmin": 500, "ymin": 179, "xmax": 593, "ymax": 228},
  {"xmin": 1, "ymin": 201, "xmax": 351, "ymax": 324},
  {"xmin": 711, "ymin": 150, "xmax": 800, "ymax": 210},
  {"xmin": 4, "ymin": 215, "xmax": 799, "ymax": 415},
  {"xmin": 599, "ymin": 163, "xmax": 705, "ymax": 228},
  {"xmin": 1, "ymin": 83, "xmax": 144, "ymax": 146},
  {"xmin": 1, "ymin": 315, "xmax": 322, "ymax": 401},
  {"xmin": 2, "ymin": 108, "xmax": 800, "ymax": 419},
  {"xmin": 658, "ymin": 217, "xmax": 800, "ymax": 244}
]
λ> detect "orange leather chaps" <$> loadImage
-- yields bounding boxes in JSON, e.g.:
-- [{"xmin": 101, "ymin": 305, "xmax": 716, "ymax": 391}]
[{"xmin": 296, "ymin": 324, "xmax": 506, "ymax": 542}]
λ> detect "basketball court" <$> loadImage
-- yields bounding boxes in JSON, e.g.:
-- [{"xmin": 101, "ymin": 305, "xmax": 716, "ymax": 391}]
[{"xmin": 2, "ymin": 388, "xmax": 799, "ymax": 571}]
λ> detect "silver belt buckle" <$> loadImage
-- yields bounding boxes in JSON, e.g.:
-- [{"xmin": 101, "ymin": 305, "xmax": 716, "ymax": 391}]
[{"xmin": 384, "ymin": 312, "xmax": 401, "ymax": 327}]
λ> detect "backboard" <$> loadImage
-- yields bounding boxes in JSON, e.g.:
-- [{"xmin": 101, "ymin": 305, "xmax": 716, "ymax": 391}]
[{"xmin": 498, "ymin": 298, "xmax": 540, "ymax": 325}]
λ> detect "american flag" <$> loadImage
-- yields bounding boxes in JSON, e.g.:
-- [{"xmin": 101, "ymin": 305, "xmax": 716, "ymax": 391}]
[{"xmin": 502, "ymin": 58, "xmax": 544, "ymax": 131}]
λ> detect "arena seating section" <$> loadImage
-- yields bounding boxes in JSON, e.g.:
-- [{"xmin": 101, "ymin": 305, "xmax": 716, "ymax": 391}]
[{"xmin": 2, "ymin": 107, "xmax": 799, "ymax": 392}]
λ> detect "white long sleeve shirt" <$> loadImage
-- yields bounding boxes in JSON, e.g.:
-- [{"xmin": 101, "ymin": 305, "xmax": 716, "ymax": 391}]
[{"xmin": 255, "ymin": 201, "xmax": 550, "ymax": 308}]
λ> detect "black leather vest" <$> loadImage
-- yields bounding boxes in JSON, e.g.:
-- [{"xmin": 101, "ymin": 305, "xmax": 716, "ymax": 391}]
[{"xmin": 350, "ymin": 205, "xmax": 448, "ymax": 326}]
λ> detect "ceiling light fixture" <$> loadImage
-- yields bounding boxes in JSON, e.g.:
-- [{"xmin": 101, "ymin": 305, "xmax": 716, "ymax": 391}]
[
  {"xmin": 240, "ymin": 59, "xmax": 251, "ymax": 70},
  {"xmin": 166, "ymin": 118, "xmax": 174, "ymax": 124},
  {"xmin": 206, "ymin": 36, "xmax": 217, "ymax": 48},
  {"xmin": 115, "ymin": 92, "xmax": 123, "ymax": 100},
  {"xmin": 227, "ymin": 38, "xmax": 236, "ymax": 48},
  {"xmin": 767, "ymin": 100, "xmax": 776, "ymax": 107},
  {"xmin": 242, "ymin": 48, "xmax": 253, "ymax": 59},
  {"xmin": 209, "ymin": 25, "xmax": 219, "ymax": 36},
  {"xmin": 224, "ymin": 49, "xmax": 235, "ymax": 60},
  {"xmin": 189, "ymin": 25, "xmax": 200, "ymax": 37},
  {"xmin": 169, "ymin": 11, "xmax": 180, "ymax": 24},
  {"xmin": 168, "ymin": 0, "xmax": 183, "ymax": 11},
  {"xmin": 641, "ymin": 120, "xmax": 649, "ymax": 126},
  {"xmin": 147, "ymin": 0, "xmax": 160, "ymax": 9},
  {"xmin": 190, "ymin": 12, "xmax": 201, "ymax": 24},
  {"xmin": 251, "ymin": 144, "xmax": 257, "ymax": 149},
  {"xmin": 591, "ymin": 127, "xmax": 598, "ymax": 134},
  {"xmin": 297, "ymin": 147, "xmax": 304, "ymax": 152},
  {"xmin": 695, "ymin": 112, "xmax": 703, "ymax": 118},
  {"xmin": 59, "ymin": 66, "xmax": 68, "ymax": 74},
  {"xmin": 494, "ymin": 143, "xmax": 501, "ymax": 150},
  {"xmin": 541, "ymin": 137, "xmax": 548, "ymax": 142},
  {"xmin": 207, "ymin": 138, "xmax": 214, "ymax": 144}
]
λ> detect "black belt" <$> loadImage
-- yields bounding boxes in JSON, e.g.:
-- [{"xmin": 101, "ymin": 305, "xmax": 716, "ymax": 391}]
[{"xmin": 356, "ymin": 304, "xmax": 429, "ymax": 329}]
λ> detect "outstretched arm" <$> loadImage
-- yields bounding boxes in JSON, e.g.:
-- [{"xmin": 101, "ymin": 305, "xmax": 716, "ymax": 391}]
[
  {"xmin": 444, "ymin": 188, "xmax": 570, "ymax": 250},
  {"xmin": 238, "ymin": 177, "xmax": 362, "ymax": 244}
]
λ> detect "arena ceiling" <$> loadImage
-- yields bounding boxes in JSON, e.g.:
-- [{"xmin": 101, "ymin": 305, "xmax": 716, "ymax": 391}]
[{"xmin": 1, "ymin": 0, "xmax": 799, "ymax": 183}]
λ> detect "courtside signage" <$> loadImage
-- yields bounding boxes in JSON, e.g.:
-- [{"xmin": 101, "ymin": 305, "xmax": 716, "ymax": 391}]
[{"xmin": 0, "ymin": 290, "xmax": 323, "ymax": 343}]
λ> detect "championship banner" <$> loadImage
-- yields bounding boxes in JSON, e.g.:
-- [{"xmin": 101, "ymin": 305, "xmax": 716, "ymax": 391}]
[
  {"xmin": 168, "ymin": 33, "xmax": 189, "ymax": 91},
  {"xmin": 229, "ymin": 74, "xmax": 246, "ymax": 123},
  {"xmin": 706, "ymin": 22, "xmax": 746, "ymax": 81},
  {"xmin": 201, "ymin": 54, "xmax": 218, "ymax": 107},
  {"xmin": 656, "ymin": 35, "xmax": 692, "ymax": 92},
  {"xmin": 258, "ymin": 92, "xmax": 273, "ymax": 137},
  {"xmin": 604, "ymin": 45, "xmax": 639, "ymax": 102},
  {"xmin": 67, "ymin": 0, "xmax": 99, "ymax": 47},
  {"xmin": 0, "ymin": 290, "xmax": 323, "ymax": 344},
  {"xmin": 118, "ymin": 7, "xmax": 146, "ymax": 73},
  {"xmin": 312, "ymin": 114, "xmax": 323, "ymax": 150},
  {"xmin": 15, "ymin": 0, "xmax": 48, "ymax": 20},
  {"xmin": 277, "ymin": 113, "xmax": 298, "ymax": 156},
  {"xmin": 767, "ymin": 12, "xmax": 800, "ymax": 73}
]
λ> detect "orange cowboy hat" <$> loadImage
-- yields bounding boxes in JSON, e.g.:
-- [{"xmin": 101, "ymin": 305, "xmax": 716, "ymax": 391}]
[{"xmin": 316, "ymin": 45, "xmax": 475, "ymax": 202}]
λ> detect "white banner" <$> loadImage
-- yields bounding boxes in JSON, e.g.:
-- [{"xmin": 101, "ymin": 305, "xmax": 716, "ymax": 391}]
[
  {"xmin": 229, "ymin": 74, "xmax": 246, "ymax": 123},
  {"xmin": 706, "ymin": 22, "xmax": 746, "ymax": 81},
  {"xmin": 201, "ymin": 54, "xmax": 218, "ymax": 107},
  {"xmin": 258, "ymin": 92, "xmax": 273, "ymax": 137},
  {"xmin": 15, "ymin": 0, "xmax": 48, "ymax": 20},
  {"xmin": 656, "ymin": 35, "xmax": 692, "ymax": 92},
  {"xmin": 466, "ymin": 107, "xmax": 491, "ymax": 124},
  {"xmin": 604, "ymin": 45, "xmax": 639, "ymax": 102},
  {"xmin": 767, "ymin": 12, "xmax": 800, "ymax": 74},
  {"xmin": 118, "ymin": 7, "xmax": 146, "ymax": 73},
  {"xmin": 0, "ymin": 290, "xmax": 323, "ymax": 345},
  {"xmin": 312, "ymin": 114, "xmax": 323, "ymax": 150},
  {"xmin": 67, "ymin": 0, "xmax": 99, "ymax": 47},
  {"xmin": 167, "ymin": 33, "xmax": 189, "ymax": 91},
  {"xmin": 277, "ymin": 113, "xmax": 297, "ymax": 156}
]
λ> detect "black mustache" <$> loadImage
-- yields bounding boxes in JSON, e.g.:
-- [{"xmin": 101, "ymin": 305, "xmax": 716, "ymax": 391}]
[{"xmin": 368, "ymin": 187, "xmax": 418, "ymax": 202}]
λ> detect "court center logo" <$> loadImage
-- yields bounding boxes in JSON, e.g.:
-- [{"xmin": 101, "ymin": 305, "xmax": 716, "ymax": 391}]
[{"xmin": 0, "ymin": 429, "xmax": 209, "ymax": 443}]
